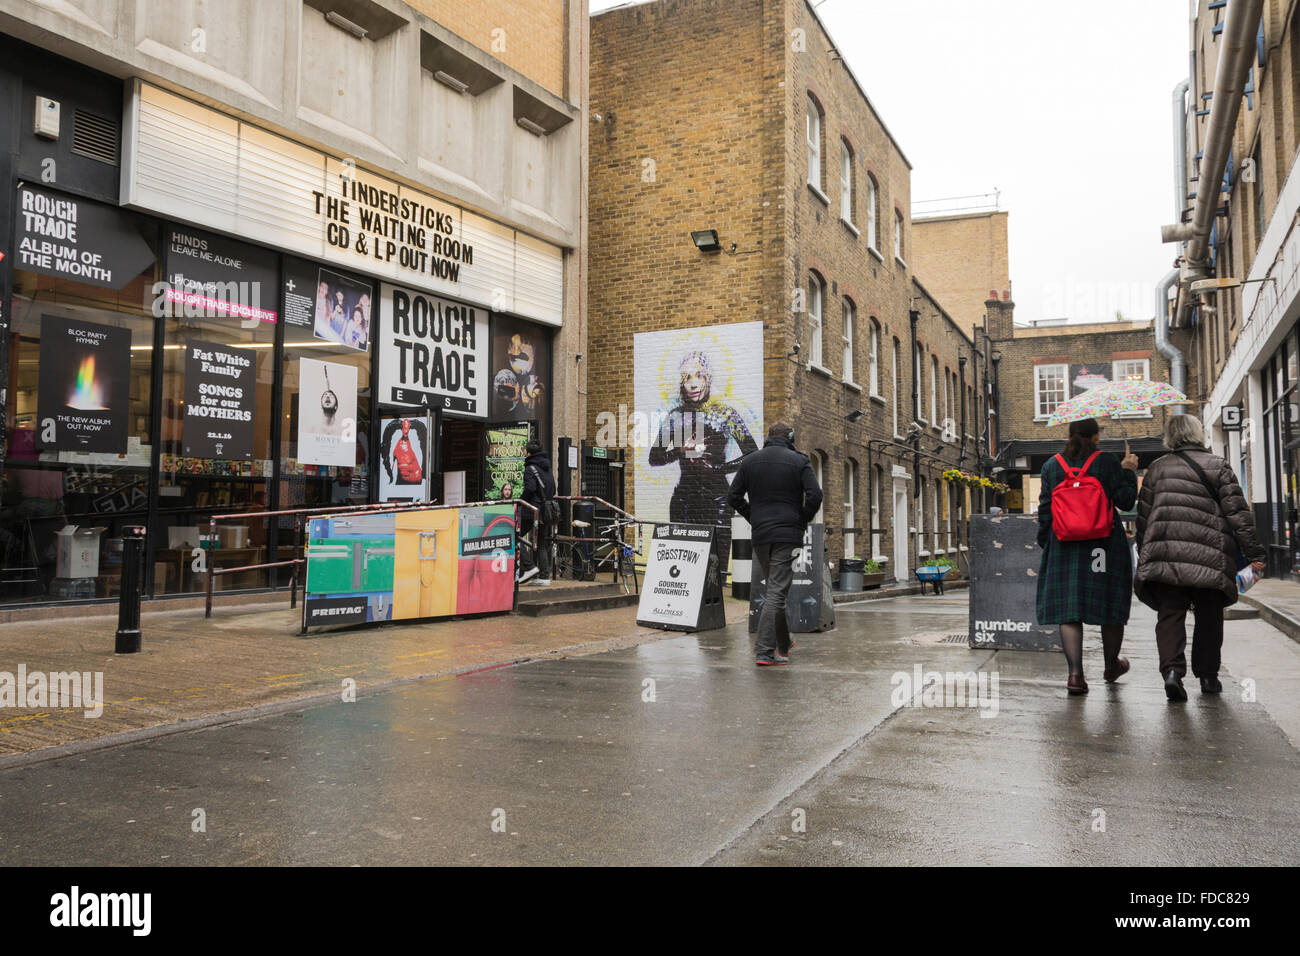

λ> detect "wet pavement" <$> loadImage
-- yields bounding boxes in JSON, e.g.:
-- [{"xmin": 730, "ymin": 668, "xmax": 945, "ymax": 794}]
[{"xmin": 1, "ymin": 593, "xmax": 1297, "ymax": 866}]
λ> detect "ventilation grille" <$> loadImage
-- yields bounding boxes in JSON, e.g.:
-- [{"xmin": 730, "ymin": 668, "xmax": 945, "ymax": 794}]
[{"xmin": 71, "ymin": 110, "xmax": 118, "ymax": 165}]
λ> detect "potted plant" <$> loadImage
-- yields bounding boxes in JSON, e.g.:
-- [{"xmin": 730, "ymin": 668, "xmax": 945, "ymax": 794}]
[{"xmin": 862, "ymin": 557, "xmax": 885, "ymax": 590}]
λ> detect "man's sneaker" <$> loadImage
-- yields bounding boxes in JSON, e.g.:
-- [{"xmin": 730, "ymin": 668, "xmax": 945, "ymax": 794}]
[
  {"xmin": 531, "ymin": 578, "xmax": 551, "ymax": 587},
  {"xmin": 755, "ymin": 654, "xmax": 790, "ymax": 666},
  {"xmin": 518, "ymin": 566, "xmax": 539, "ymax": 585}
]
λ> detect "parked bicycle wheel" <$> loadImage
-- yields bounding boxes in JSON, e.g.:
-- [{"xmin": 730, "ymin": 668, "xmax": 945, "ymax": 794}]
[{"xmin": 553, "ymin": 541, "xmax": 590, "ymax": 582}]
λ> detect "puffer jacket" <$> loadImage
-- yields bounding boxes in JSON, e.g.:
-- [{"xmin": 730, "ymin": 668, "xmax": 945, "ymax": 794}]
[{"xmin": 1135, "ymin": 447, "xmax": 1265, "ymax": 608}]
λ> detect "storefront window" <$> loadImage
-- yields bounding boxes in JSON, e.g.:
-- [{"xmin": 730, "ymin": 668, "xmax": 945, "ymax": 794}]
[
  {"xmin": 278, "ymin": 258, "xmax": 373, "ymax": 517},
  {"xmin": 153, "ymin": 310, "xmax": 276, "ymax": 595},
  {"xmin": 2, "ymin": 257, "xmax": 158, "ymax": 604}
]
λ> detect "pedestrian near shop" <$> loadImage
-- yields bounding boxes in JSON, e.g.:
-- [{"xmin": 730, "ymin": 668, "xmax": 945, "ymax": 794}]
[
  {"xmin": 1135, "ymin": 414, "xmax": 1265, "ymax": 701},
  {"xmin": 519, "ymin": 440, "xmax": 557, "ymax": 587},
  {"xmin": 1036, "ymin": 417, "xmax": 1140, "ymax": 695},
  {"xmin": 728, "ymin": 422, "xmax": 823, "ymax": 666}
]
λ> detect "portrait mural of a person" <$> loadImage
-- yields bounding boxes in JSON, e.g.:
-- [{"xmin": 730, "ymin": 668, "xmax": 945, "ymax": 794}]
[{"xmin": 634, "ymin": 322, "xmax": 765, "ymax": 572}]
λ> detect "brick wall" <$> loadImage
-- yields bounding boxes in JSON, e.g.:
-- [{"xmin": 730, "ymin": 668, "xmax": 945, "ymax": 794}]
[
  {"xmin": 588, "ymin": 0, "xmax": 989, "ymax": 581},
  {"xmin": 992, "ymin": 319, "xmax": 1172, "ymax": 446},
  {"xmin": 910, "ymin": 211, "xmax": 1010, "ymax": 337}
]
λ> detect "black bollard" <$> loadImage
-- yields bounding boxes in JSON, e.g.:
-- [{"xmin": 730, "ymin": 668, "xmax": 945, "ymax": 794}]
[{"xmin": 115, "ymin": 526, "xmax": 146, "ymax": 654}]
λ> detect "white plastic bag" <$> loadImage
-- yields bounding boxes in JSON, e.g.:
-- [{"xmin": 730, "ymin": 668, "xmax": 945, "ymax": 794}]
[{"xmin": 1236, "ymin": 564, "xmax": 1258, "ymax": 594}]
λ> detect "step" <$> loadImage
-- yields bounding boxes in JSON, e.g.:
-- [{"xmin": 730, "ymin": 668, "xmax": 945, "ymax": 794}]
[
  {"xmin": 515, "ymin": 584, "xmax": 639, "ymax": 616},
  {"xmin": 1224, "ymin": 605, "xmax": 1261, "ymax": 621}
]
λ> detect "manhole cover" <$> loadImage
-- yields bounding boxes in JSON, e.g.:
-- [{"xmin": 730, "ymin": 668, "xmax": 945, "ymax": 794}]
[{"xmin": 909, "ymin": 632, "xmax": 970, "ymax": 646}]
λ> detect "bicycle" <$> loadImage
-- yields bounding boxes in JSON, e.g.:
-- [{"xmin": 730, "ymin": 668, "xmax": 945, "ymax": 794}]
[
  {"xmin": 516, "ymin": 531, "xmax": 587, "ymax": 584},
  {"xmin": 574, "ymin": 515, "xmax": 643, "ymax": 594}
]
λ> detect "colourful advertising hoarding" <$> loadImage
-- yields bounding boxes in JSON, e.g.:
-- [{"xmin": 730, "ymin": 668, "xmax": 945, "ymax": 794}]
[{"xmin": 304, "ymin": 505, "xmax": 515, "ymax": 627}]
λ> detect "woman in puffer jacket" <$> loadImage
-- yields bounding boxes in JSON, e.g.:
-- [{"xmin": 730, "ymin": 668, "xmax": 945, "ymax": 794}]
[{"xmin": 1135, "ymin": 415, "xmax": 1265, "ymax": 702}]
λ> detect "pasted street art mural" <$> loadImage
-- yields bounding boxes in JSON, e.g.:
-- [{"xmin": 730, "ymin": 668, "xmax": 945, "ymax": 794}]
[{"xmin": 632, "ymin": 321, "xmax": 764, "ymax": 571}]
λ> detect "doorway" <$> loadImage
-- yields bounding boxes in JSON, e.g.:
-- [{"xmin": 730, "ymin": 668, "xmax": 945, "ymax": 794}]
[{"xmin": 893, "ymin": 478, "xmax": 909, "ymax": 582}]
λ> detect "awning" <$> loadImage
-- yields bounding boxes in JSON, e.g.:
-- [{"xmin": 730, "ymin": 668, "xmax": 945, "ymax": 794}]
[{"xmin": 995, "ymin": 436, "xmax": 1169, "ymax": 473}]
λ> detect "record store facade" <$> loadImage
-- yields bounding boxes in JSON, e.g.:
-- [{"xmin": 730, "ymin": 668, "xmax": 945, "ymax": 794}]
[{"xmin": 0, "ymin": 1, "xmax": 585, "ymax": 607}]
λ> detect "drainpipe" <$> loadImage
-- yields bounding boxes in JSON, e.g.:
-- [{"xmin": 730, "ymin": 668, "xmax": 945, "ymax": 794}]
[
  {"xmin": 1156, "ymin": 268, "xmax": 1186, "ymax": 393},
  {"xmin": 1157, "ymin": 77, "xmax": 1190, "ymax": 393},
  {"xmin": 1162, "ymin": 0, "xmax": 1264, "ymax": 326},
  {"xmin": 1172, "ymin": 78, "xmax": 1189, "ymax": 229}
]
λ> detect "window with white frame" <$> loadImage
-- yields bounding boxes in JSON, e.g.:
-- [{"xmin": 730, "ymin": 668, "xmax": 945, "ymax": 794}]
[
  {"xmin": 871, "ymin": 465, "xmax": 882, "ymax": 557},
  {"xmin": 840, "ymin": 140, "xmax": 854, "ymax": 223},
  {"xmin": 943, "ymin": 369, "xmax": 952, "ymax": 427},
  {"xmin": 892, "ymin": 339, "xmax": 900, "ymax": 435},
  {"xmin": 1112, "ymin": 358, "xmax": 1151, "ymax": 417},
  {"xmin": 932, "ymin": 482, "xmax": 940, "ymax": 555},
  {"xmin": 806, "ymin": 95, "xmax": 822, "ymax": 192},
  {"xmin": 843, "ymin": 459, "xmax": 857, "ymax": 558},
  {"xmin": 867, "ymin": 176, "xmax": 879, "ymax": 250},
  {"xmin": 808, "ymin": 273, "xmax": 824, "ymax": 368},
  {"xmin": 1035, "ymin": 363, "xmax": 1068, "ymax": 419},
  {"xmin": 894, "ymin": 210, "xmax": 904, "ymax": 259},
  {"xmin": 842, "ymin": 299, "xmax": 855, "ymax": 383},
  {"xmin": 930, "ymin": 355, "xmax": 938, "ymax": 424},
  {"xmin": 869, "ymin": 320, "xmax": 880, "ymax": 396}
]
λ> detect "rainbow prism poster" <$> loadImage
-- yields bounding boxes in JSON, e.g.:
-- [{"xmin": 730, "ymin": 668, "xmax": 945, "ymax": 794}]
[{"xmin": 37, "ymin": 315, "xmax": 132, "ymax": 453}]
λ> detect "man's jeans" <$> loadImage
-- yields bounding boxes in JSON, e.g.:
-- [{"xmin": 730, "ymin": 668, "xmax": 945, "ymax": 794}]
[{"xmin": 753, "ymin": 543, "xmax": 796, "ymax": 657}]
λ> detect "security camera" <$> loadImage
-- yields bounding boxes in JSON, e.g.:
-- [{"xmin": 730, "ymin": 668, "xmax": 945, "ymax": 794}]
[
  {"xmin": 575, "ymin": 353, "xmax": 584, "ymax": 362},
  {"xmin": 907, "ymin": 421, "xmax": 922, "ymax": 434},
  {"xmin": 792, "ymin": 343, "xmax": 801, "ymax": 355}
]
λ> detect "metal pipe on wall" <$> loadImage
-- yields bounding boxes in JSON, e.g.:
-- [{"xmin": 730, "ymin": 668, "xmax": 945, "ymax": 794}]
[{"xmin": 1162, "ymin": 0, "xmax": 1264, "ymax": 275}]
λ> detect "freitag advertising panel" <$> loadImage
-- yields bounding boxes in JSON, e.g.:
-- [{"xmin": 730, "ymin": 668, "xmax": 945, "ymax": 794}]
[{"xmin": 303, "ymin": 506, "xmax": 515, "ymax": 628}]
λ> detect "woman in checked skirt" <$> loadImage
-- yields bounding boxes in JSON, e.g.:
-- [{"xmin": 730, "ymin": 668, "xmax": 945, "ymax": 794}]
[{"xmin": 1036, "ymin": 418, "xmax": 1140, "ymax": 695}]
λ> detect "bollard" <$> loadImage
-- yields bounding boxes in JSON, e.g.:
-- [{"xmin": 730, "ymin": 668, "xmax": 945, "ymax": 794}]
[
  {"xmin": 731, "ymin": 514, "xmax": 752, "ymax": 600},
  {"xmin": 115, "ymin": 525, "xmax": 146, "ymax": 654}
]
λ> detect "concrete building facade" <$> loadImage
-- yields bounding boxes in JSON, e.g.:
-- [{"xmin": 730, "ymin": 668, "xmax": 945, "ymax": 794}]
[
  {"xmin": 588, "ymin": 0, "xmax": 992, "ymax": 583},
  {"xmin": 0, "ymin": 0, "xmax": 588, "ymax": 606}
]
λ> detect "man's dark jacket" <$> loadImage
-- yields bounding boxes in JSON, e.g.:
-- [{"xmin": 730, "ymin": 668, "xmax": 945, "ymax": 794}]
[
  {"xmin": 727, "ymin": 436, "xmax": 824, "ymax": 545},
  {"xmin": 522, "ymin": 451, "xmax": 556, "ymax": 530}
]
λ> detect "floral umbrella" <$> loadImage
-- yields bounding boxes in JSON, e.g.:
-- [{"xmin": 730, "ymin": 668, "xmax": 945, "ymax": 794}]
[{"xmin": 1046, "ymin": 380, "xmax": 1189, "ymax": 427}]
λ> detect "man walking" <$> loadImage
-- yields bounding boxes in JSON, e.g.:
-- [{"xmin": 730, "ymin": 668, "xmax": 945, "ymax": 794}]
[
  {"xmin": 520, "ymin": 439, "xmax": 557, "ymax": 586},
  {"xmin": 728, "ymin": 422, "xmax": 823, "ymax": 666}
]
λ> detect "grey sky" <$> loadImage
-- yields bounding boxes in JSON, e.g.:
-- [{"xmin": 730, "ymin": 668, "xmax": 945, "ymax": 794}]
[{"xmin": 589, "ymin": 0, "xmax": 1191, "ymax": 325}]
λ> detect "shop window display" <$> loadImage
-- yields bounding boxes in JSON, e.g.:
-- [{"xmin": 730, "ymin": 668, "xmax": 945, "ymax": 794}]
[{"xmin": 2, "ymin": 260, "xmax": 157, "ymax": 603}]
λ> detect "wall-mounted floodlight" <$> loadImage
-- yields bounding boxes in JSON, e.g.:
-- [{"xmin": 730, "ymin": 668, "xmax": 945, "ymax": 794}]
[
  {"xmin": 325, "ymin": 11, "xmax": 368, "ymax": 38},
  {"xmin": 846, "ymin": 410, "xmax": 864, "ymax": 423},
  {"xmin": 516, "ymin": 116, "xmax": 547, "ymax": 136},
  {"xmin": 691, "ymin": 229, "xmax": 722, "ymax": 253},
  {"xmin": 434, "ymin": 71, "xmax": 469, "ymax": 94}
]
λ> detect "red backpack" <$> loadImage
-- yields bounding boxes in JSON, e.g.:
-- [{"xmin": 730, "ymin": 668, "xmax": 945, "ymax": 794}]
[{"xmin": 1051, "ymin": 451, "xmax": 1112, "ymax": 541}]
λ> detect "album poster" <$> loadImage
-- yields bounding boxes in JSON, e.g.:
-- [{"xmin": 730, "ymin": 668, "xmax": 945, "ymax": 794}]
[
  {"xmin": 297, "ymin": 358, "xmax": 357, "ymax": 466},
  {"xmin": 36, "ymin": 316, "xmax": 132, "ymax": 453},
  {"xmin": 182, "ymin": 339, "xmax": 256, "ymax": 459}
]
